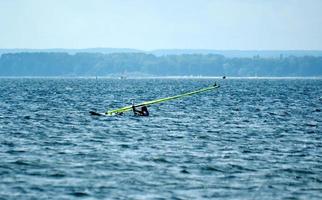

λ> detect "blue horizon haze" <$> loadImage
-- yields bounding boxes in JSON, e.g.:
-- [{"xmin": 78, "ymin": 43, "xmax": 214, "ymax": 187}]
[{"xmin": 0, "ymin": 0, "xmax": 322, "ymax": 50}]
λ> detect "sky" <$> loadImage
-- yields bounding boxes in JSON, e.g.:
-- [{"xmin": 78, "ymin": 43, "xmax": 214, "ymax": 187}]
[{"xmin": 0, "ymin": 0, "xmax": 322, "ymax": 50}]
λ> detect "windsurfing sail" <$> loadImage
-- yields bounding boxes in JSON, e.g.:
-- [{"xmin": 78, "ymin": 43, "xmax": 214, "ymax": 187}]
[{"xmin": 106, "ymin": 84, "xmax": 220, "ymax": 116}]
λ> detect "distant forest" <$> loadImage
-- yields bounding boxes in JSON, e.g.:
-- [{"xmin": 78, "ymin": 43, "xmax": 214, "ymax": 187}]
[{"xmin": 0, "ymin": 52, "xmax": 322, "ymax": 77}]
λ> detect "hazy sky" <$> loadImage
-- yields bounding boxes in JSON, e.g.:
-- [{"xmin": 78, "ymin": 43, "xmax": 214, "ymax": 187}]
[{"xmin": 1, "ymin": 0, "xmax": 322, "ymax": 50}]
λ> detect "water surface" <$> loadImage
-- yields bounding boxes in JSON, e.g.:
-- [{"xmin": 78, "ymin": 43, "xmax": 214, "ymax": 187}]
[{"xmin": 0, "ymin": 78, "xmax": 321, "ymax": 199}]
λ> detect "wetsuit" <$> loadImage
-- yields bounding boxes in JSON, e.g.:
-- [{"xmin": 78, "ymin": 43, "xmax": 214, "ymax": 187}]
[{"xmin": 132, "ymin": 106, "xmax": 149, "ymax": 116}]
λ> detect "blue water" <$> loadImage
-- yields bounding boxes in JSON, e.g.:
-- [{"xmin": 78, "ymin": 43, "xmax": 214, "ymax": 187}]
[{"xmin": 0, "ymin": 78, "xmax": 321, "ymax": 199}]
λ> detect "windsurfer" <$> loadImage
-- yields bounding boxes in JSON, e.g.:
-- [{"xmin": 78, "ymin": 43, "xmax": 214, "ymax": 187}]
[{"xmin": 132, "ymin": 105, "xmax": 149, "ymax": 116}]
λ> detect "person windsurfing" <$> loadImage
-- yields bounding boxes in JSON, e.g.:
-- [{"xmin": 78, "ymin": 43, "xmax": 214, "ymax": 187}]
[
  {"xmin": 132, "ymin": 105, "xmax": 149, "ymax": 116},
  {"xmin": 131, "ymin": 100, "xmax": 149, "ymax": 116}
]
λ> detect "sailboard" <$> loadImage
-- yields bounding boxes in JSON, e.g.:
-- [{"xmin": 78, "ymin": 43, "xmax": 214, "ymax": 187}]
[{"xmin": 90, "ymin": 83, "xmax": 220, "ymax": 116}]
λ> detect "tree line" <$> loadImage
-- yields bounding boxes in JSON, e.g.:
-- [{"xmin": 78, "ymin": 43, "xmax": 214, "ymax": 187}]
[{"xmin": 0, "ymin": 52, "xmax": 321, "ymax": 76}]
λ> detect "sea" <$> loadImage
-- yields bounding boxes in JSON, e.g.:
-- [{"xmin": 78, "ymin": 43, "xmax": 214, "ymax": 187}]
[{"xmin": 0, "ymin": 78, "xmax": 321, "ymax": 199}]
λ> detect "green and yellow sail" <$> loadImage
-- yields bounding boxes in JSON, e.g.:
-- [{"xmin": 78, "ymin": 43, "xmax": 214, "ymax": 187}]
[{"xmin": 106, "ymin": 84, "xmax": 220, "ymax": 116}]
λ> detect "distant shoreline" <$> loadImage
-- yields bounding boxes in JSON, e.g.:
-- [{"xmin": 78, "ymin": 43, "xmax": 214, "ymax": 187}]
[
  {"xmin": 1, "ymin": 48, "xmax": 322, "ymax": 58},
  {"xmin": 1, "ymin": 76, "xmax": 321, "ymax": 79},
  {"xmin": 1, "ymin": 52, "xmax": 321, "ymax": 77}
]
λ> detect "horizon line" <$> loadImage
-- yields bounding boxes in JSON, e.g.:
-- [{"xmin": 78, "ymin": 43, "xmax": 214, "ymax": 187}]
[{"xmin": 1, "ymin": 48, "xmax": 322, "ymax": 51}]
